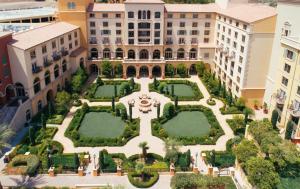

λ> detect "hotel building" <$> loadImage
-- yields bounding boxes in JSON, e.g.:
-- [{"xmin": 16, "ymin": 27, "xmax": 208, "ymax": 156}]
[{"xmin": 264, "ymin": 0, "xmax": 300, "ymax": 143}]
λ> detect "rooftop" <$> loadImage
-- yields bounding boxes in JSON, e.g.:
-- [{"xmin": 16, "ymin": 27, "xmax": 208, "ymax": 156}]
[
  {"xmin": 0, "ymin": 31, "xmax": 12, "ymax": 39},
  {"xmin": 164, "ymin": 3, "xmax": 219, "ymax": 13},
  {"xmin": 0, "ymin": 23, "xmax": 50, "ymax": 33},
  {"xmin": 10, "ymin": 22, "xmax": 79, "ymax": 50},
  {"xmin": 124, "ymin": 0, "xmax": 164, "ymax": 4},
  {"xmin": 0, "ymin": 7, "xmax": 56, "ymax": 21}
]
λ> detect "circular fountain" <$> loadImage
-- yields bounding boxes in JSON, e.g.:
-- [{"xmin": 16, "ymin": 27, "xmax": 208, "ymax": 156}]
[{"xmin": 139, "ymin": 94, "xmax": 152, "ymax": 113}]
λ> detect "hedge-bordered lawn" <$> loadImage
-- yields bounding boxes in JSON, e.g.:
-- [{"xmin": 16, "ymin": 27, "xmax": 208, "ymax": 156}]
[
  {"xmin": 78, "ymin": 112, "xmax": 125, "ymax": 138},
  {"xmin": 94, "ymin": 84, "xmax": 122, "ymax": 98},
  {"xmin": 278, "ymin": 177, "xmax": 300, "ymax": 189},
  {"xmin": 149, "ymin": 80, "xmax": 203, "ymax": 101},
  {"xmin": 162, "ymin": 111, "xmax": 210, "ymax": 137},
  {"xmin": 152, "ymin": 105, "xmax": 224, "ymax": 145}
]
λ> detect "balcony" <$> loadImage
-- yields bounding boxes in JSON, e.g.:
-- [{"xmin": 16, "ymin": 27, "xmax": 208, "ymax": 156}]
[
  {"xmin": 61, "ymin": 50, "xmax": 69, "ymax": 57},
  {"xmin": 52, "ymin": 54, "xmax": 61, "ymax": 62},
  {"xmin": 89, "ymin": 40, "xmax": 97, "ymax": 45},
  {"xmin": 288, "ymin": 103, "xmax": 300, "ymax": 117},
  {"xmin": 43, "ymin": 59, "xmax": 53, "ymax": 68},
  {"xmin": 275, "ymin": 93, "xmax": 286, "ymax": 105},
  {"xmin": 32, "ymin": 66, "xmax": 42, "ymax": 74},
  {"xmin": 166, "ymin": 40, "xmax": 173, "ymax": 45}
]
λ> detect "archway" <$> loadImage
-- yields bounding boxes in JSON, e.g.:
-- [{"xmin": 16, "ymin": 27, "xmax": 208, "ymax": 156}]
[
  {"xmin": 139, "ymin": 66, "xmax": 149, "ymax": 77},
  {"xmin": 153, "ymin": 50, "xmax": 160, "ymax": 59},
  {"xmin": 152, "ymin": 66, "xmax": 161, "ymax": 77},
  {"xmin": 103, "ymin": 48, "xmax": 111, "ymax": 59},
  {"xmin": 5, "ymin": 85, "xmax": 15, "ymax": 102},
  {"xmin": 189, "ymin": 64, "xmax": 197, "ymax": 75},
  {"xmin": 15, "ymin": 82, "xmax": 25, "ymax": 97},
  {"xmin": 46, "ymin": 90, "xmax": 54, "ymax": 103},
  {"xmin": 90, "ymin": 64, "xmax": 99, "ymax": 75},
  {"xmin": 115, "ymin": 48, "xmax": 123, "ymax": 59},
  {"xmin": 126, "ymin": 66, "xmax": 136, "ymax": 77},
  {"xmin": 165, "ymin": 48, "xmax": 172, "ymax": 60},
  {"xmin": 128, "ymin": 50, "xmax": 135, "ymax": 59},
  {"xmin": 139, "ymin": 49, "xmax": 149, "ymax": 60},
  {"xmin": 177, "ymin": 48, "xmax": 185, "ymax": 59},
  {"xmin": 189, "ymin": 48, "xmax": 197, "ymax": 59}
]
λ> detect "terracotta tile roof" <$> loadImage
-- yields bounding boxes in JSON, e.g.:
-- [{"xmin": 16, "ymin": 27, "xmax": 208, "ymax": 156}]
[
  {"xmin": 9, "ymin": 22, "xmax": 79, "ymax": 50},
  {"xmin": 165, "ymin": 3, "xmax": 219, "ymax": 13},
  {"xmin": 88, "ymin": 3, "xmax": 125, "ymax": 12}
]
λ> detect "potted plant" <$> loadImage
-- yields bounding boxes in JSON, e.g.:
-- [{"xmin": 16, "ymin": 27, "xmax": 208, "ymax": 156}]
[{"xmin": 263, "ymin": 103, "xmax": 268, "ymax": 114}]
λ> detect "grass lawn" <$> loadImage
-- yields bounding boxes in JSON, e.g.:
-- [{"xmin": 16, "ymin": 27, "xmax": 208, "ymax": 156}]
[
  {"xmin": 94, "ymin": 84, "xmax": 121, "ymax": 98},
  {"xmin": 162, "ymin": 111, "xmax": 211, "ymax": 137},
  {"xmin": 166, "ymin": 84, "xmax": 195, "ymax": 97},
  {"xmin": 78, "ymin": 112, "xmax": 125, "ymax": 138},
  {"xmin": 277, "ymin": 177, "xmax": 300, "ymax": 189}
]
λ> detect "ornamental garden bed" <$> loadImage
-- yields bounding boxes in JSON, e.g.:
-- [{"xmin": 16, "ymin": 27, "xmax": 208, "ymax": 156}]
[
  {"xmin": 6, "ymin": 154, "xmax": 39, "ymax": 176},
  {"xmin": 149, "ymin": 79, "xmax": 203, "ymax": 101},
  {"xmin": 85, "ymin": 79, "xmax": 140, "ymax": 102},
  {"xmin": 152, "ymin": 105, "xmax": 224, "ymax": 145},
  {"xmin": 65, "ymin": 105, "xmax": 140, "ymax": 147}
]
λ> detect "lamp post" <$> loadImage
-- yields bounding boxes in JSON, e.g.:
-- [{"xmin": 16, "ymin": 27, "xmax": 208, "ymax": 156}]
[
  {"xmin": 93, "ymin": 154, "xmax": 96, "ymax": 170},
  {"xmin": 195, "ymin": 152, "xmax": 198, "ymax": 168}
]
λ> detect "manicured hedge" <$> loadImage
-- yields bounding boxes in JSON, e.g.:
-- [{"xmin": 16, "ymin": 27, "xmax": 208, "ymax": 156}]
[
  {"xmin": 152, "ymin": 105, "xmax": 224, "ymax": 145},
  {"xmin": 50, "ymin": 153, "xmax": 79, "ymax": 169},
  {"xmin": 226, "ymin": 116, "xmax": 245, "ymax": 136},
  {"xmin": 128, "ymin": 171, "xmax": 159, "ymax": 188},
  {"xmin": 65, "ymin": 106, "xmax": 140, "ymax": 147},
  {"xmin": 7, "ymin": 154, "xmax": 40, "ymax": 176},
  {"xmin": 149, "ymin": 80, "xmax": 203, "ymax": 101},
  {"xmin": 85, "ymin": 80, "xmax": 140, "ymax": 102}
]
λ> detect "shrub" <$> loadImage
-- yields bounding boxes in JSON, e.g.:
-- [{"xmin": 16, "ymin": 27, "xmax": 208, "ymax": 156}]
[
  {"xmin": 163, "ymin": 103, "xmax": 175, "ymax": 119},
  {"xmin": 71, "ymin": 67, "xmax": 88, "ymax": 93},
  {"xmin": 96, "ymin": 76, "xmax": 104, "ymax": 86},
  {"xmin": 8, "ymin": 154, "xmax": 39, "ymax": 176},
  {"xmin": 176, "ymin": 63, "xmax": 187, "ymax": 77},
  {"xmin": 55, "ymin": 91, "xmax": 71, "ymax": 114},
  {"xmin": 271, "ymin": 109, "xmax": 279, "ymax": 129},
  {"xmin": 234, "ymin": 139, "xmax": 258, "ymax": 164},
  {"xmin": 119, "ymin": 82, "xmax": 131, "ymax": 95},
  {"xmin": 99, "ymin": 150, "xmax": 117, "ymax": 172},
  {"xmin": 165, "ymin": 64, "xmax": 175, "ymax": 77},
  {"xmin": 158, "ymin": 82, "xmax": 166, "ymax": 93},
  {"xmin": 114, "ymin": 63, "xmax": 123, "ymax": 76},
  {"xmin": 226, "ymin": 115, "xmax": 245, "ymax": 136},
  {"xmin": 285, "ymin": 120, "xmax": 294, "ymax": 140},
  {"xmin": 128, "ymin": 171, "xmax": 159, "ymax": 188},
  {"xmin": 101, "ymin": 60, "xmax": 113, "ymax": 77}
]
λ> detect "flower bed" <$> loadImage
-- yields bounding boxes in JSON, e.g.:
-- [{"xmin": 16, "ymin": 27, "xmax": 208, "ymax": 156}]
[
  {"xmin": 149, "ymin": 80, "xmax": 203, "ymax": 101},
  {"xmin": 85, "ymin": 80, "xmax": 140, "ymax": 102},
  {"xmin": 152, "ymin": 105, "xmax": 224, "ymax": 145},
  {"xmin": 65, "ymin": 106, "xmax": 140, "ymax": 147},
  {"xmin": 7, "ymin": 154, "xmax": 39, "ymax": 176}
]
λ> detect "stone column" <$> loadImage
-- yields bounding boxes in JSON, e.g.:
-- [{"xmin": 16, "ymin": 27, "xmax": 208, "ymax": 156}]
[
  {"xmin": 123, "ymin": 65, "xmax": 127, "ymax": 79},
  {"xmin": 136, "ymin": 66, "xmax": 140, "ymax": 79},
  {"xmin": 161, "ymin": 65, "xmax": 165, "ymax": 79}
]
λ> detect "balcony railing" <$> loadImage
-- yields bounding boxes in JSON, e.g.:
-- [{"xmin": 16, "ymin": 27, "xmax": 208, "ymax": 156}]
[
  {"xmin": 61, "ymin": 50, "xmax": 69, "ymax": 57},
  {"xmin": 52, "ymin": 54, "xmax": 61, "ymax": 61},
  {"xmin": 166, "ymin": 41, "xmax": 173, "ymax": 45},
  {"xmin": 89, "ymin": 40, "xmax": 97, "ymax": 44},
  {"xmin": 32, "ymin": 66, "xmax": 42, "ymax": 74},
  {"xmin": 123, "ymin": 57, "xmax": 165, "ymax": 63},
  {"xmin": 43, "ymin": 59, "xmax": 53, "ymax": 68}
]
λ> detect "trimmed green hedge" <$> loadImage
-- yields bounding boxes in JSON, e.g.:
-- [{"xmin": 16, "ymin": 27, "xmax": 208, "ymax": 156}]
[
  {"xmin": 152, "ymin": 105, "xmax": 224, "ymax": 145},
  {"xmin": 85, "ymin": 80, "xmax": 140, "ymax": 102},
  {"xmin": 65, "ymin": 106, "xmax": 140, "ymax": 147},
  {"xmin": 128, "ymin": 171, "xmax": 159, "ymax": 188},
  {"xmin": 8, "ymin": 154, "xmax": 40, "ymax": 176},
  {"xmin": 149, "ymin": 80, "xmax": 203, "ymax": 101}
]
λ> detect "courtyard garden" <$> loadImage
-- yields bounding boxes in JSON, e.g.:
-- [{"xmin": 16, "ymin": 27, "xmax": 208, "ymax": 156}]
[
  {"xmin": 149, "ymin": 79, "xmax": 203, "ymax": 101},
  {"xmin": 152, "ymin": 104, "xmax": 224, "ymax": 145},
  {"xmin": 85, "ymin": 77, "xmax": 140, "ymax": 101},
  {"xmin": 65, "ymin": 103, "xmax": 140, "ymax": 147}
]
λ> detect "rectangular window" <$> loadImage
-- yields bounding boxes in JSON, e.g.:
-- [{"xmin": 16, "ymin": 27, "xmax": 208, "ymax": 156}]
[
  {"xmin": 42, "ymin": 45, "xmax": 47, "ymax": 54},
  {"xmin": 69, "ymin": 43, "xmax": 72, "ymax": 49},
  {"xmin": 103, "ymin": 22, "xmax": 108, "ymax": 27},
  {"xmin": 128, "ymin": 12, "xmax": 134, "ymax": 18},
  {"xmin": 180, "ymin": 14, "xmax": 185, "ymax": 18},
  {"xmin": 204, "ymin": 38, "xmax": 209, "ymax": 43},
  {"xmin": 89, "ymin": 13, "xmax": 95, "ymax": 18},
  {"xmin": 74, "ymin": 31, "xmax": 78, "ymax": 38},
  {"xmin": 154, "ymin": 23, "xmax": 160, "ymax": 29},
  {"xmin": 234, "ymin": 32, "xmax": 238, "ymax": 39},
  {"xmin": 102, "ymin": 13, "xmax": 108, "ymax": 18},
  {"xmin": 167, "ymin": 13, "xmax": 173, "ymax": 18},
  {"xmin": 180, "ymin": 22, "xmax": 185, "ymax": 27},
  {"xmin": 192, "ymin": 22, "xmax": 198, "ymax": 27},
  {"xmin": 30, "ymin": 50, "xmax": 36, "ymax": 59},
  {"xmin": 101, "ymin": 30, "xmax": 111, "ymax": 35},
  {"xmin": 193, "ymin": 13, "xmax": 198, "ymax": 18},
  {"xmin": 52, "ymin": 41, "xmax": 56, "ymax": 49},
  {"xmin": 205, "ymin": 14, "xmax": 211, "ymax": 19},
  {"xmin": 90, "ymin": 29, "xmax": 96, "ymax": 35},
  {"xmin": 284, "ymin": 63, "xmax": 291, "ymax": 73},
  {"xmin": 204, "ymin": 30, "xmax": 210, "ymax": 35},
  {"xmin": 128, "ymin": 39, "xmax": 134, "ymax": 44},
  {"xmin": 75, "ymin": 40, "xmax": 78, "ymax": 46},
  {"xmin": 60, "ymin": 38, "xmax": 64, "ymax": 45},
  {"xmin": 67, "ymin": 2, "xmax": 76, "ymax": 9},
  {"xmin": 154, "ymin": 39, "xmax": 160, "ymax": 44},
  {"xmin": 128, "ymin": 31, "xmax": 134, "ymax": 37},
  {"xmin": 68, "ymin": 34, "xmax": 72, "ymax": 40},
  {"xmin": 167, "ymin": 22, "xmax": 172, "ymax": 27},
  {"xmin": 191, "ymin": 30, "xmax": 198, "ymax": 35},
  {"xmin": 155, "ymin": 31, "xmax": 160, "ymax": 37},
  {"xmin": 178, "ymin": 38, "xmax": 185, "ymax": 44},
  {"xmin": 155, "ymin": 12, "xmax": 161, "ymax": 19},
  {"xmin": 177, "ymin": 30, "xmax": 186, "ymax": 35},
  {"xmin": 116, "ymin": 30, "xmax": 122, "ymax": 35},
  {"xmin": 297, "ymin": 86, "xmax": 300, "ymax": 95},
  {"xmin": 238, "ymin": 66, "xmax": 241, "ymax": 73},
  {"xmin": 3, "ymin": 67, "xmax": 10, "ymax": 77},
  {"xmin": 240, "ymin": 46, "xmax": 244, "ymax": 53},
  {"xmin": 233, "ymin": 42, "xmax": 237, "ymax": 48},
  {"xmin": 90, "ymin": 22, "xmax": 95, "ymax": 27},
  {"xmin": 286, "ymin": 49, "xmax": 294, "ymax": 60},
  {"xmin": 243, "ymin": 24, "xmax": 247, "ymax": 30},
  {"xmin": 205, "ymin": 22, "xmax": 211, "ymax": 27},
  {"xmin": 167, "ymin": 30, "xmax": 172, "ymax": 35},
  {"xmin": 204, "ymin": 53, "xmax": 209, "ymax": 59},
  {"xmin": 116, "ymin": 13, "xmax": 121, "ymax": 18},
  {"xmin": 242, "ymin": 35, "xmax": 246, "ymax": 42},
  {"xmin": 281, "ymin": 76, "xmax": 288, "ymax": 86},
  {"xmin": 116, "ymin": 22, "xmax": 121, "ymax": 27},
  {"xmin": 128, "ymin": 23, "xmax": 134, "ymax": 29}
]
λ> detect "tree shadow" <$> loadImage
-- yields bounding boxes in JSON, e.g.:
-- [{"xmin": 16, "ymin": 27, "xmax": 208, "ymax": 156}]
[{"xmin": 10, "ymin": 174, "xmax": 46, "ymax": 188}]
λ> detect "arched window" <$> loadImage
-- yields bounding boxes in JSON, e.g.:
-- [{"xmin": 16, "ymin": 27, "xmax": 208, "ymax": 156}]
[
  {"xmin": 33, "ymin": 77, "xmax": 41, "ymax": 94},
  {"xmin": 44, "ymin": 71, "xmax": 51, "ymax": 85},
  {"xmin": 15, "ymin": 82, "xmax": 25, "ymax": 97},
  {"xmin": 139, "ymin": 49, "xmax": 149, "ymax": 59},
  {"xmin": 153, "ymin": 50, "xmax": 160, "ymax": 59},
  {"xmin": 128, "ymin": 50, "xmax": 135, "ymax": 59},
  {"xmin": 138, "ymin": 11, "xmax": 141, "ymax": 19},
  {"xmin": 62, "ymin": 60, "xmax": 67, "ymax": 72},
  {"xmin": 143, "ymin": 10, "xmax": 146, "ymax": 19},
  {"xmin": 80, "ymin": 57, "xmax": 84, "ymax": 68},
  {"xmin": 189, "ymin": 48, "xmax": 197, "ymax": 59},
  {"xmin": 115, "ymin": 48, "xmax": 123, "ymax": 59},
  {"xmin": 103, "ymin": 48, "xmax": 111, "ymax": 59},
  {"xmin": 147, "ymin": 10, "xmax": 151, "ymax": 19},
  {"xmin": 177, "ymin": 48, "xmax": 185, "ymax": 59},
  {"xmin": 165, "ymin": 48, "xmax": 173, "ymax": 59},
  {"xmin": 90, "ymin": 48, "xmax": 98, "ymax": 59},
  {"xmin": 54, "ymin": 65, "xmax": 59, "ymax": 78}
]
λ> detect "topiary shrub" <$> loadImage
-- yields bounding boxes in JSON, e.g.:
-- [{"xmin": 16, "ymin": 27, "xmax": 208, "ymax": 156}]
[
  {"xmin": 7, "ymin": 154, "xmax": 39, "ymax": 176},
  {"xmin": 128, "ymin": 171, "xmax": 159, "ymax": 188},
  {"xmin": 119, "ymin": 82, "xmax": 131, "ymax": 95},
  {"xmin": 285, "ymin": 120, "xmax": 294, "ymax": 140},
  {"xmin": 271, "ymin": 109, "xmax": 279, "ymax": 129},
  {"xmin": 163, "ymin": 103, "xmax": 175, "ymax": 119}
]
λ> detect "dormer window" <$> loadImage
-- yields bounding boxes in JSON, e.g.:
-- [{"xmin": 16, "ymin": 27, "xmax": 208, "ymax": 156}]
[{"xmin": 282, "ymin": 21, "xmax": 291, "ymax": 36}]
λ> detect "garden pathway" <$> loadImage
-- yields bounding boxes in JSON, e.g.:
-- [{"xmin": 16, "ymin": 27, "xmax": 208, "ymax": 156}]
[{"xmin": 52, "ymin": 76, "xmax": 234, "ymax": 156}]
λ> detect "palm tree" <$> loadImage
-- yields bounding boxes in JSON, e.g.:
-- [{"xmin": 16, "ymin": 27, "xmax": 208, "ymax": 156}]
[
  {"xmin": 243, "ymin": 107, "xmax": 254, "ymax": 126},
  {"xmin": 138, "ymin": 142, "xmax": 149, "ymax": 161},
  {"xmin": 0, "ymin": 128, "xmax": 15, "ymax": 155}
]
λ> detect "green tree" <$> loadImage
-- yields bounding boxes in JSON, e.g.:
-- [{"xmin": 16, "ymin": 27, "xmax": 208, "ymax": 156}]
[
  {"xmin": 163, "ymin": 103, "xmax": 175, "ymax": 119},
  {"xmin": 153, "ymin": 77, "xmax": 159, "ymax": 90},
  {"xmin": 114, "ymin": 63, "xmax": 123, "ymax": 76},
  {"xmin": 96, "ymin": 76, "xmax": 104, "ymax": 86},
  {"xmin": 130, "ymin": 78, "xmax": 135, "ymax": 89},
  {"xmin": 226, "ymin": 91, "xmax": 233, "ymax": 106},
  {"xmin": 48, "ymin": 101, "xmax": 55, "ymax": 115},
  {"xmin": 176, "ymin": 63, "xmax": 187, "ymax": 77},
  {"xmin": 0, "ymin": 128, "xmax": 14, "ymax": 155},
  {"xmin": 71, "ymin": 67, "xmax": 87, "ymax": 93},
  {"xmin": 101, "ymin": 60, "xmax": 113, "ymax": 77},
  {"xmin": 246, "ymin": 157, "xmax": 280, "ymax": 189},
  {"xmin": 243, "ymin": 107, "xmax": 254, "ymax": 126},
  {"xmin": 82, "ymin": 102, "xmax": 89, "ymax": 113},
  {"xmin": 114, "ymin": 84, "xmax": 118, "ymax": 97},
  {"xmin": 129, "ymin": 104, "xmax": 133, "ymax": 122},
  {"xmin": 235, "ymin": 97, "xmax": 246, "ymax": 111},
  {"xmin": 41, "ymin": 113, "xmax": 46, "ymax": 129},
  {"xmin": 195, "ymin": 62, "xmax": 206, "ymax": 77},
  {"xmin": 271, "ymin": 109, "xmax": 279, "ymax": 129},
  {"xmin": 157, "ymin": 103, "xmax": 160, "ymax": 119},
  {"xmin": 174, "ymin": 96, "xmax": 178, "ymax": 109},
  {"xmin": 158, "ymin": 82, "xmax": 167, "ymax": 93},
  {"xmin": 164, "ymin": 138, "xmax": 181, "ymax": 163},
  {"xmin": 55, "ymin": 91, "xmax": 71, "ymax": 114},
  {"xmin": 171, "ymin": 85, "xmax": 175, "ymax": 97},
  {"xmin": 138, "ymin": 142, "xmax": 149, "ymax": 162},
  {"xmin": 285, "ymin": 120, "xmax": 294, "ymax": 140},
  {"xmin": 165, "ymin": 64, "xmax": 175, "ymax": 77},
  {"xmin": 112, "ymin": 97, "xmax": 115, "ymax": 112},
  {"xmin": 119, "ymin": 82, "xmax": 131, "ymax": 95},
  {"xmin": 29, "ymin": 126, "xmax": 35, "ymax": 145},
  {"xmin": 135, "ymin": 162, "xmax": 146, "ymax": 181},
  {"xmin": 234, "ymin": 139, "xmax": 258, "ymax": 164},
  {"xmin": 210, "ymin": 150, "xmax": 216, "ymax": 167}
]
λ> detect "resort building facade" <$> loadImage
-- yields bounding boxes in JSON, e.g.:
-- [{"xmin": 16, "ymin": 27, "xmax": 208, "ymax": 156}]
[{"xmin": 264, "ymin": 0, "xmax": 300, "ymax": 143}]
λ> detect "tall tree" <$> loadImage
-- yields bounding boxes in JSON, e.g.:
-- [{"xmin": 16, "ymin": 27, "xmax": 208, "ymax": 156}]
[
  {"xmin": 157, "ymin": 103, "xmax": 160, "ymax": 119},
  {"xmin": 138, "ymin": 142, "xmax": 149, "ymax": 162},
  {"xmin": 101, "ymin": 60, "xmax": 113, "ymax": 77},
  {"xmin": 243, "ymin": 107, "xmax": 254, "ymax": 126},
  {"xmin": 129, "ymin": 104, "xmax": 133, "ymax": 122},
  {"xmin": 114, "ymin": 84, "xmax": 118, "ymax": 97},
  {"xmin": 112, "ymin": 97, "xmax": 115, "ymax": 112},
  {"xmin": 271, "ymin": 110, "xmax": 279, "ymax": 129},
  {"xmin": 0, "ymin": 128, "xmax": 14, "ymax": 155},
  {"xmin": 174, "ymin": 96, "xmax": 178, "ymax": 109},
  {"xmin": 164, "ymin": 138, "xmax": 181, "ymax": 163},
  {"xmin": 171, "ymin": 85, "xmax": 175, "ymax": 97}
]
